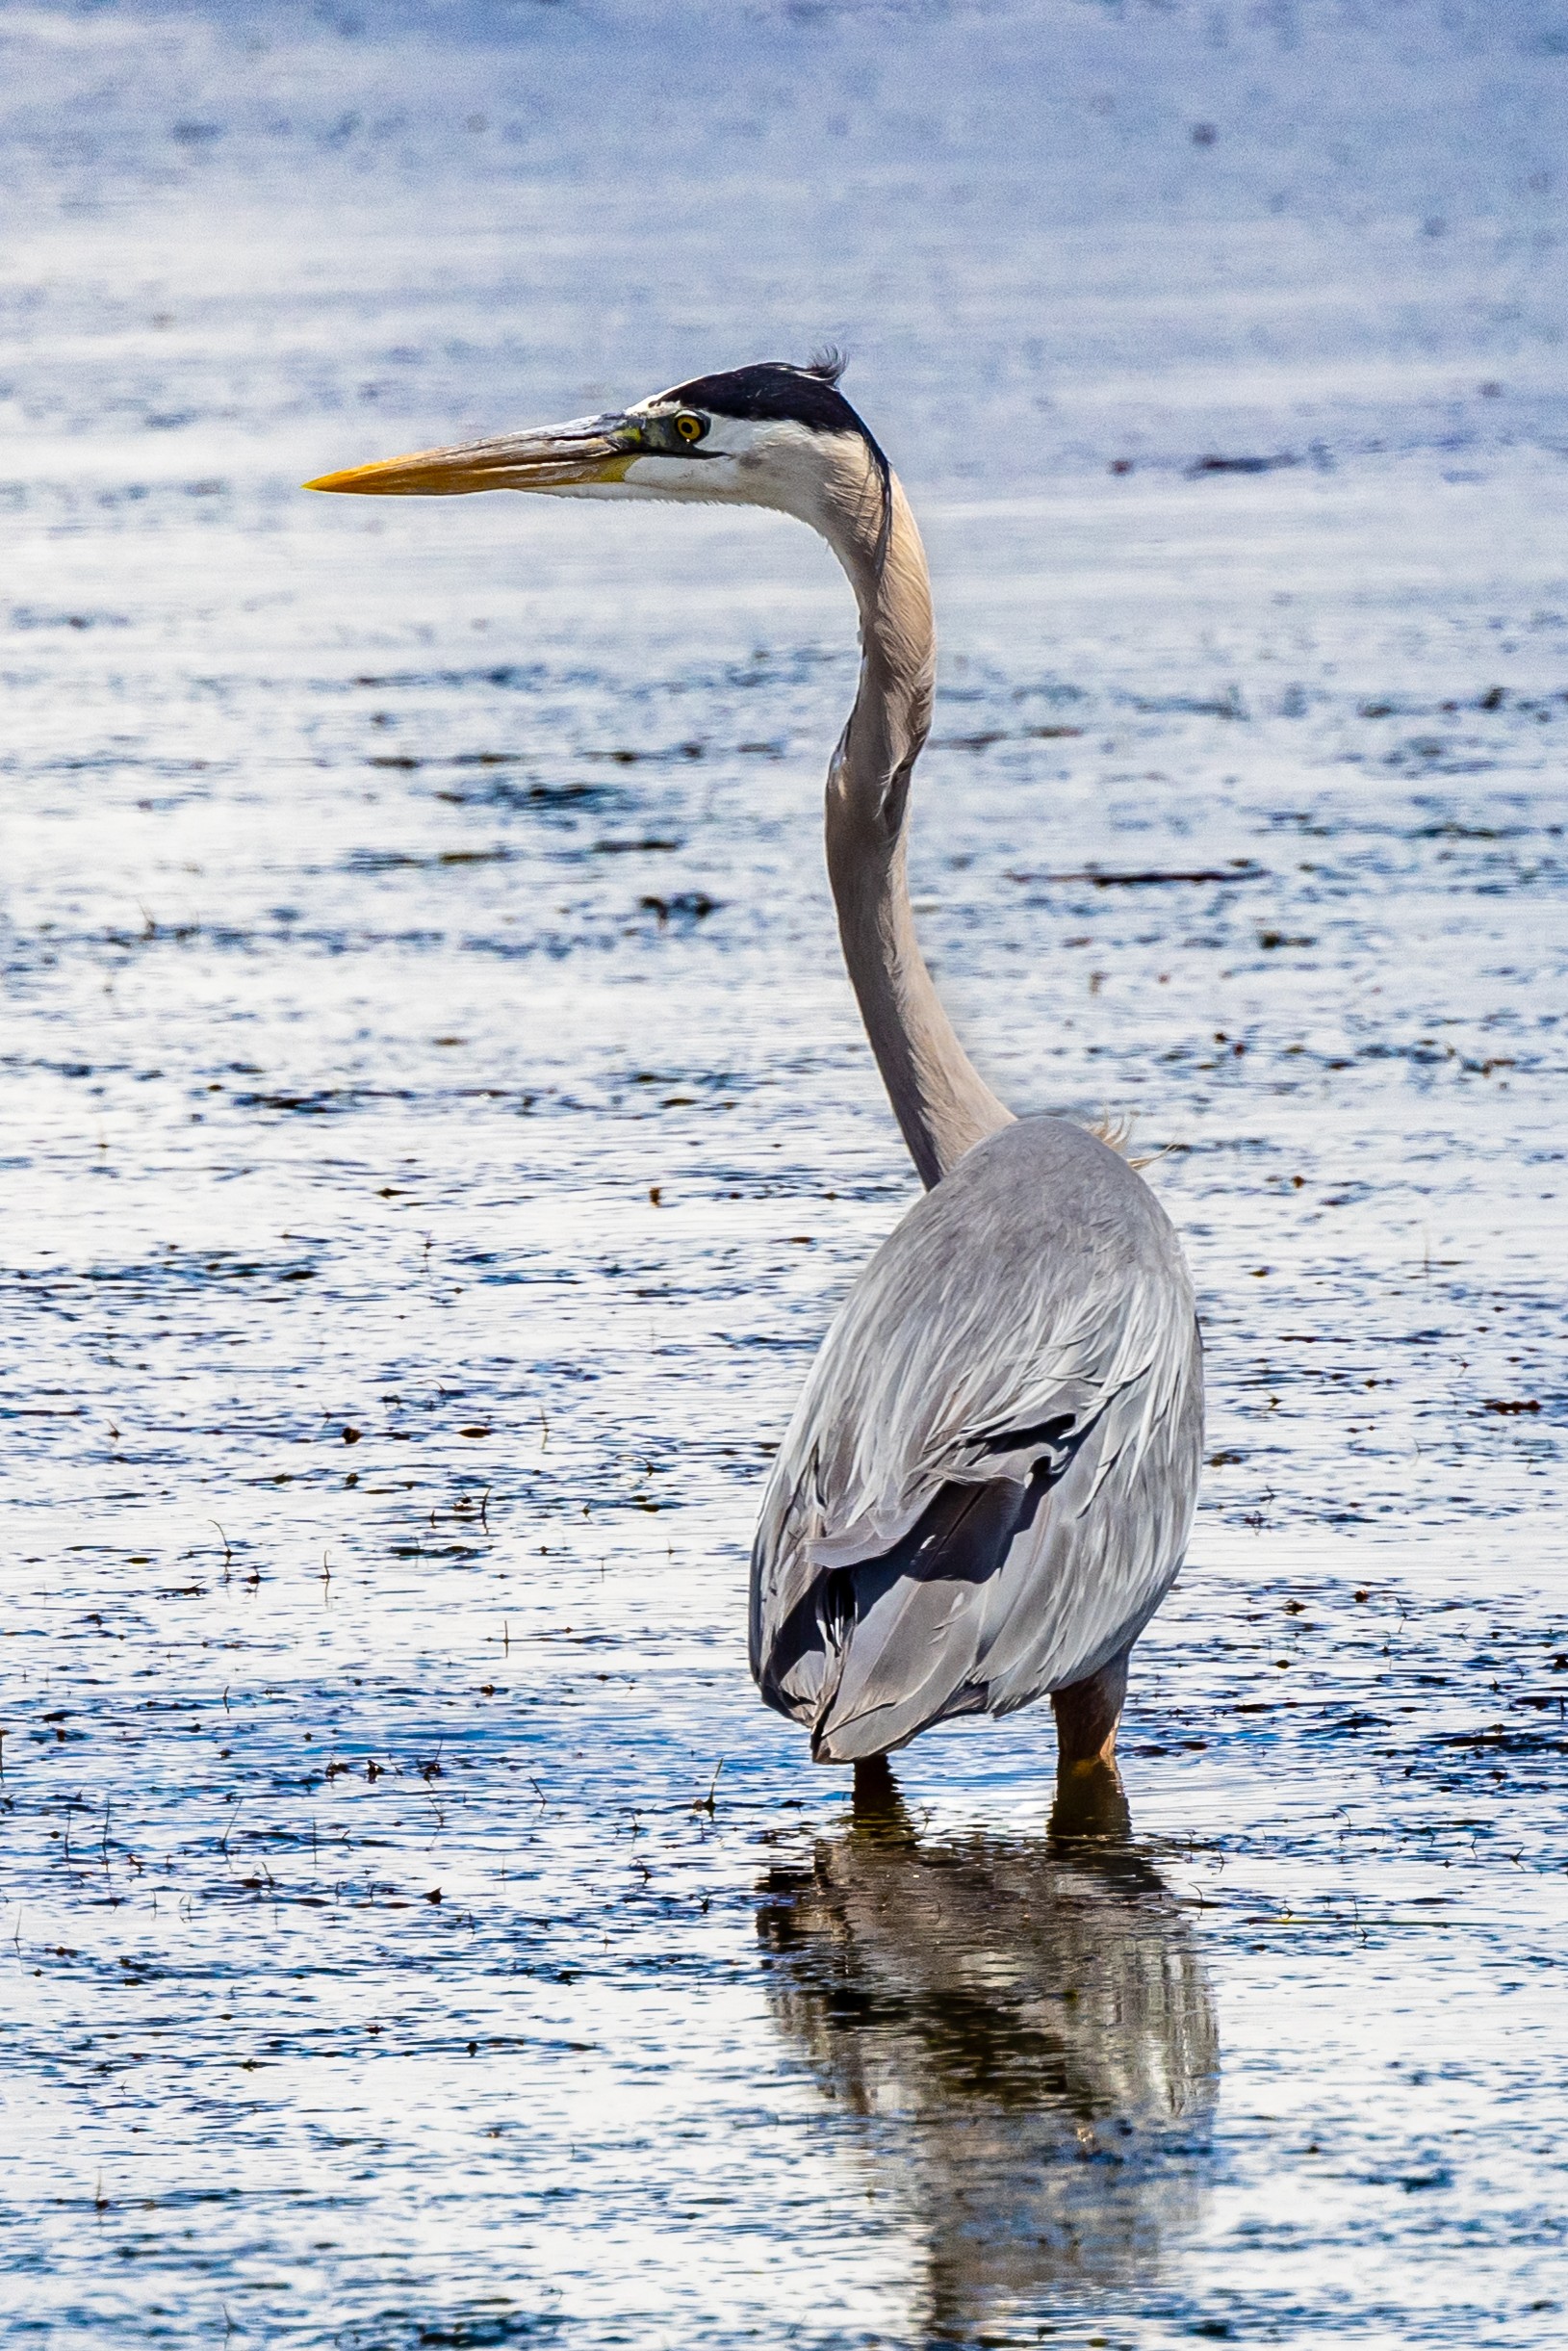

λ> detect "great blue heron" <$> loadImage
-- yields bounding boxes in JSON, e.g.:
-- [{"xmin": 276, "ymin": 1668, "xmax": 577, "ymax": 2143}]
[{"xmin": 308, "ymin": 356, "xmax": 1203, "ymax": 1802}]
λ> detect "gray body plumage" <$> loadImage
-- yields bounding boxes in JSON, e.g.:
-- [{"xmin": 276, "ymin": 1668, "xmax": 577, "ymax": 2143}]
[{"xmin": 752, "ymin": 1117, "xmax": 1202, "ymax": 1760}]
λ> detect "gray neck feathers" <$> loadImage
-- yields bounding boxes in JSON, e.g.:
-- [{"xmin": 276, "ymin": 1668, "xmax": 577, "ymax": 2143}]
[{"xmin": 815, "ymin": 451, "xmax": 1014, "ymax": 1188}]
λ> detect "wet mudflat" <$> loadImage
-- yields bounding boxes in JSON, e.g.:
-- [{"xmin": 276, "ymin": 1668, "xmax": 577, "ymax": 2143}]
[{"xmin": 2, "ymin": 4, "xmax": 1566, "ymax": 2345}]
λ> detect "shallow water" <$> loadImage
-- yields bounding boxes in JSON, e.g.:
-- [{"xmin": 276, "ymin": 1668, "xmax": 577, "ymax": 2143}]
[{"xmin": 3, "ymin": 4, "xmax": 1566, "ymax": 2344}]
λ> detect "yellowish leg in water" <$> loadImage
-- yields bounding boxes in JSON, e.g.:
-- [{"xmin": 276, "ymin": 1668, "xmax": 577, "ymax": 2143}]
[{"xmin": 1049, "ymin": 1643, "xmax": 1133, "ymax": 1839}]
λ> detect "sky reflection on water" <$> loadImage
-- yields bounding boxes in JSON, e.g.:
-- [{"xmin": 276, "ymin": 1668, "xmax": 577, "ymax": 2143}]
[{"xmin": 3, "ymin": 3, "xmax": 1566, "ymax": 2345}]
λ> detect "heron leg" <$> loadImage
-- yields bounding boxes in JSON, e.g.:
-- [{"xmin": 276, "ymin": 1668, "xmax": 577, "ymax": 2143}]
[
  {"xmin": 1050, "ymin": 1645, "xmax": 1133, "ymax": 1840},
  {"xmin": 1049, "ymin": 1756, "xmax": 1130, "ymax": 1842},
  {"xmin": 852, "ymin": 1753, "xmax": 899, "ymax": 1819},
  {"xmin": 1051, "ymin": 1641, "xmax": 1131, "ymax": 1773}
]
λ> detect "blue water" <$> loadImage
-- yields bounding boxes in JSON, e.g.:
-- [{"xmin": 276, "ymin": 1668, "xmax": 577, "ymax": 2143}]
[{"xmin": 3, "ymin": 4, "xmax": 1566, "ymax": 2343}]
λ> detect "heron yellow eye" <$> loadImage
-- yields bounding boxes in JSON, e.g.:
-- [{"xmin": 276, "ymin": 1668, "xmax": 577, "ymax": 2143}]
[{"xmin": 674, "ymin": 411, "xmax": 707, "ymax": 444}]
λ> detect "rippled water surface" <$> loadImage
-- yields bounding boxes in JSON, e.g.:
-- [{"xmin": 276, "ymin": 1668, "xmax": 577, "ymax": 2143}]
[{"xmin": 3, "ymin": 4, "xmax": 1566, "ymax": 2344}]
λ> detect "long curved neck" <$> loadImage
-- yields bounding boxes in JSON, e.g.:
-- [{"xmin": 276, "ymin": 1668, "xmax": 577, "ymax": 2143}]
[{"xmin": 816, "ymin": 454, "xmax": 1013, "ymax": 1189}]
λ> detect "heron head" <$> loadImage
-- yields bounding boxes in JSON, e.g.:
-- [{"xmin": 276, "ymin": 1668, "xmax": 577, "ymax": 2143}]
[{"xmin": 306, "ymin": 353, "xmax": 890, "ymax": 555}]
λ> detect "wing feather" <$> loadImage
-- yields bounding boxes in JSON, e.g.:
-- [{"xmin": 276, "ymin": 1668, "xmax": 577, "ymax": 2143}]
[{"xmin": 750, "ymin": 1117, "xmax": 1202, "ymax": 1759}]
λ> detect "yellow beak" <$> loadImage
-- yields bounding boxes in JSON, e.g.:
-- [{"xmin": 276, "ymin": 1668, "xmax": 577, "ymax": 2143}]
[{"xmin": 304, "ymin": 420, "xmax": 634, "ymax": 497}]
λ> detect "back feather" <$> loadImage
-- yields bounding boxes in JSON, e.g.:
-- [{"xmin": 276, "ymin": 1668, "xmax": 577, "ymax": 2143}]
[{"xmin": 750, "ymin": 1117, "xmax": 1203, "ymax": 1760}]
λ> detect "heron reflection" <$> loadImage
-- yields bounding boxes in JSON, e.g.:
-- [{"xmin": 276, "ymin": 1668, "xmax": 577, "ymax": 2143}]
[{"xmin": 757, "ymin": 1768, "xmax": 1218, "ymax": 2342}]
